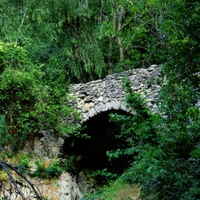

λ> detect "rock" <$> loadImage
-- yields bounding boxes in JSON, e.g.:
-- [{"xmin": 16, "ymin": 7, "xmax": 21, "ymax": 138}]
[{"xmin": 68, "ymin": 65, "xmax": 161, "ymax": 123}]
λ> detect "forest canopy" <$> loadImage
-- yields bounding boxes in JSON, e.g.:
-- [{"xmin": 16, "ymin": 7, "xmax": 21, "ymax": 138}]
[
  {"xmin": 0, "ymin": 0, "xmax": 168, "ymax": 82},
  {"xmin": 0, "ymin": 0, "xmax": 200, "ymax": 199}
]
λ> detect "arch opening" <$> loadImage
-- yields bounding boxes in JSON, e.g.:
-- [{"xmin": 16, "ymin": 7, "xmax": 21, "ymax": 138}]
[{"xmin": 62, "ymin": 109, "xmax": 132, "ymax": 176}]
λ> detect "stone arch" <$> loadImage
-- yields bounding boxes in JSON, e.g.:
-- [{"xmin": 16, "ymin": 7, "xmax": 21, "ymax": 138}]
[
  {"xmin": 81, "ymin": 100, "xmax": 130, "ymax": 123},
  {"xmin": 62, "ymin": 66, "xmax": 162, "ymax": 175},
  {"xmin": 62, "ymin": 107, "xmax": 132, "ymax": 175},
  {"xmin": 67, "ymin": 65, "xmax": 162, "ymax": 125}
]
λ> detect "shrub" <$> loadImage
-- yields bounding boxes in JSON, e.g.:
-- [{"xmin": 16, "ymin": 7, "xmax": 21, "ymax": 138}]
[{"xmin": 29, "ymin": 159, "xmax": 62, "ymax": 179}]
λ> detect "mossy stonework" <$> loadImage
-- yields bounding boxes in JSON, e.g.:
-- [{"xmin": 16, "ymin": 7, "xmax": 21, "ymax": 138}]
[
  {"xmin": 5, "ymin": 65, "xmax": 162, "ymax": 199},
  {"xmin": 68, "ymin": 65, "xmax": 161, "ymax": 123},
  {"xmin": 31, "ymin": 65, "xmax": 161, "ymax": 161}
]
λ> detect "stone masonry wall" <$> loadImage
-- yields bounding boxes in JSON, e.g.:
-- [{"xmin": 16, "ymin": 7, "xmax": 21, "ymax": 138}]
[
  {"xmin": 28, "ymin": 65, "xmax": 161, "ymax": 169},
  {"xmin": 68, "ymin": 65, "xmax": 161, "ymax": 123},
  {"xmin": 26, "ymin": 65, "xmax": 161, "ymax": 170}
]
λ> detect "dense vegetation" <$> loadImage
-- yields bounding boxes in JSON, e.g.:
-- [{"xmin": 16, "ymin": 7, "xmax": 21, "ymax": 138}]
[{"xmin": 0, "ymin": 0, "xmax": 199, "ymax": 199}]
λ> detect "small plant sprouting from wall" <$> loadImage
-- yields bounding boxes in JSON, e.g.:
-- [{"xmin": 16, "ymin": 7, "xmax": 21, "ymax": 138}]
[
  {"xmin": 29, "ymin": 159, "xmax": 62, "ymax": 179},
  {"xmin": 147, "ymin": 77, "xmax": 154, "ymax": 87}
]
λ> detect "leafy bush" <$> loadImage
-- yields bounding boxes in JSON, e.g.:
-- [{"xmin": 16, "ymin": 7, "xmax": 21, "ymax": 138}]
[
  {"xmin": 0, "ymin": 40, "xmax": 80, "ymax": 152},
  {"xmin": 29, "ymin": 159, "xmax": 62, "ymax": 179},
  {"xmin": 0, "ymin": 41, "xmax": 37, "ymax": 149},
  {"xmin": 109, "ymin": 77, "xmax": 200, "ymax": 199},
  {"xmin": 85, "ymin": 168, "xmax": 118, "ymax": 186}
]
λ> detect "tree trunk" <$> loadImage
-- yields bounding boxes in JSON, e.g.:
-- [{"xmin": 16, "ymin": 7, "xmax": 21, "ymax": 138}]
[{"xmin": 116, "ymin": 5, "xmax": 124, "ymax": 64}]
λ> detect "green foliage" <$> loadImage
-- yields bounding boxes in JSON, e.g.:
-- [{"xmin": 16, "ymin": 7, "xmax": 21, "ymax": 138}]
[
  {"xmin": 82, "ymin": 178, "xmax": 140, "ymax": 200},
  {"xmin": 160, "ymin": 0, "xmax": 200, "ymax": 87},
  {"xmin": 0, "ymin": 114, "xmax": 12, "ymax": 149},
  {"xmin": 32, "ymin": 84, "xmax": 80, "ymax": 135},
  {"xmin": 0, "ymin": 41, "xmax": 31, "ymax": 71},
  {"xmin": 0, "ymin": 40, "xmax": 80, "ymax": 152},
  {"xmin": 61, "ymin": 156, "xmax": 76, "ymax": 171},
  {"xmin": 0, "ymin": 0, "xmax": 167, "ymax": 82},
  {"xmin": 108, "ymin": 77, "xmax": 160, "ymax": 159},
  {"xmin": 29, "ymin": 159, "xmax": 62, "ymax": 179},
  {"xmin": 82, "ymin": 187, "xmax": 106, "ymax": 200},
  {"xmin": 17, "ymin": 154, "xmax": 31, "ymax": 174},
  {"xmin": 0, "ymin": 1, "xmax": 199, "ymax": 198},
  {"xmin": 0, "ymin": 41, "xmax": 38, "ymax": 150},
  {"xmin": 0, "ymin": 0, "xmax": 107, "ymax": 82},
  {"xmin": 28, "ymin": 156, "xmax": 78, "ymax": 179},
  {"xmin": 98, "ymin": 0, "xmax": 165, "ymax": 72},
  {"xmin": 86, "ymin": 168, "xmax": 118, "ymax": 184},
  {"xmin": 109, "ymin": 76, "xmax": 200, "ymax": 199},
  {"xmin": 105, "ymin": 2, "xmax": 200, "ymax": 198}
]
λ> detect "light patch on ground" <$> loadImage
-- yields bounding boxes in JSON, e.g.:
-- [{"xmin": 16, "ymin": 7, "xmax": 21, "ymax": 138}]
[{"xmin": 111, "ymin": 184, "xmax": 141, "ymax": 199}]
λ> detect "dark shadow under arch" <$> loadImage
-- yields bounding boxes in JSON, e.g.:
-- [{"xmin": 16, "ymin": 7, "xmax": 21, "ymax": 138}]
[{"xmin": 62, "ymin": 109, "xmax": 132, "ymax": 175}]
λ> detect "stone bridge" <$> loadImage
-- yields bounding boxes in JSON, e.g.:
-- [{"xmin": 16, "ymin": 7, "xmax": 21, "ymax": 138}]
[
  {"xmin": 35, "ymin": 65, "xmax": 161, "ymax": 161},
  {"xmin": 37, "ymin": 64, "xmax": 200, "ymax": 159},
  {"xmin": 68, "ymin": 65, "xmax": 161, "ymax": 123}
]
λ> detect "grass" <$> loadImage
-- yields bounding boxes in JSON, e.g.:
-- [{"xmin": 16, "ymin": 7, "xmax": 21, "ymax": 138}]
[
  {"xmin": 103, "ymin": 180, "xmax": 140, "ymax": 200},
  {"xmin": 82, "ymin": 179, "xmax": 141, "ymax": 200}
]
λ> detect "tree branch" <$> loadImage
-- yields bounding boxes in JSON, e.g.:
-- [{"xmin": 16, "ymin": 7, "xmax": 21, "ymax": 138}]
[
  {"xmin": 0, "ymin": 160, "xmax": 26, "ymax": 199},
  {"xmin": 0, "ymin": 159, "xmax": 44, "ymax": 200}
]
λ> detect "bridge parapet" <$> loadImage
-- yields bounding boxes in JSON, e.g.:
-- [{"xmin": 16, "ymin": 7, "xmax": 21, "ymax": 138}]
[{"xmin": 68, "ymin": 65, "xmax": 161, "ymax": 123}]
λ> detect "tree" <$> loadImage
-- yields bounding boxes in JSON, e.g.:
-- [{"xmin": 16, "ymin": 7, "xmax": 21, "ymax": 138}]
[
  {"xmin": 0, "ymin": 0, "xmax": 106, "ymax": 82},
  {"xmin": 106, "ymin": 0, "xmax": 200, "ymax": 199},
  {"xmin": 0, "ymin": 0, "xmax": 167, "ymax": 82},
  {"xmin": 97, "ymin": 0, "xmax": 166, "ymax": 73},
  {"xmin": 0, "ymin": 39, "xmax": 80, "ymax": 200},
  {"xmin": 108, "ymin": 76, "xmax": 199, "ymax": 199},
  {"xmin": 0, "ymin": 40, "xmax": 79, "ymax": 151}
]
